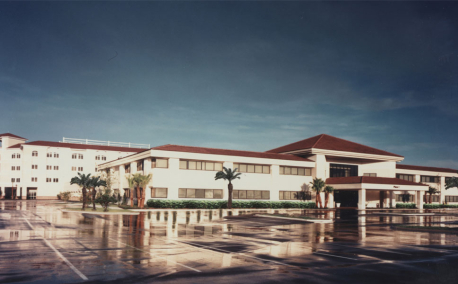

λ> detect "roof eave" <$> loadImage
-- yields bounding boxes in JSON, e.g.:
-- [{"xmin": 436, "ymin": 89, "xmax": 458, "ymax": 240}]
[{"xmin": 280, "ymin": 148, "xmax": 404, "ymax": 162}]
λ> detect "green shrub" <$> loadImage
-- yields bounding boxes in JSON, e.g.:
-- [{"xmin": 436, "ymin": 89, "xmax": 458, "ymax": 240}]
[
  {"xmin": 424, "ymin": 204, "xmax": 458, "ymax": 209},
  {"xmin": 396, "ymin": 203, "xmax": 416, "ymax": 209},
  {"xmin": 146, "ymin": 199, "xmax": 316, "ymax": 209},
  {"xmin": 59, "ymin": 191, "xmax": 72, "ymax": 202}
]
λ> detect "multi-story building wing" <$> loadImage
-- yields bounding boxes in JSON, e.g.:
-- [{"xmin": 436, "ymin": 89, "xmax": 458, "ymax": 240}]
[
  {"xmin": 2, "ymin": 132, "xmax": 457, "ymax": 209},
  {"xmin": 0, "ymin": 133, "xmax": 146, "ymax": 199}
]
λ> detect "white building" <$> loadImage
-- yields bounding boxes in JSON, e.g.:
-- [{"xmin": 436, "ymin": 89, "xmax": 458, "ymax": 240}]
[
  {"xmin": 0, "ymin": 133, "xmax": 146, "ymax": 199},
  {"xmin": 1, "ymin": 132, "xmax": 457, "ymax": 209}
]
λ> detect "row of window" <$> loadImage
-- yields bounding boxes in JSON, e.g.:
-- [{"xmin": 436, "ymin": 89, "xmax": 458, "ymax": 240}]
[
  {"xmin": 178, "ymin": 188, "xmax": 223, "ymax": 199},
  {"xmin": 363, "ymin": 173, "xmax": 377, "ymax": 177},
  {"xmin": 11, "ymin": 166, "xmax": 20, "ymax": 171},
  {"xmin": 95, "ymin": 155, "xmax": 107, "ymax": 161},
  {"xmin": 279, "ymin": 191, "xmax": 312, "ymax": 200},
  {"xmin": 46, "ymin": 166, "xmax": 60, "ymax": 170},
  {"xmin": 233, "ymin": 190, "xmax": 270, "ymax": 199},
  {"xmin": 234, "ymin": 163, "xmax": 270, "ymax": 174},
  {"xmin": 180, "ymin": 160, "xmax": 224, "ymax": 171},
  {"xmin": 279, "ymin": 166, "xmax": 312, "ymax": 176},
  {"xmin": 47, "ymin": 153, "xmax": 59, "ymax": 158},
  {"xmin": 445, "ymin": 196, "xmax": 458, "ymax": 203},
  {"xmin": 11, "ymin": 154, "xmax": 21, "ymax": 159},
  {"xmin": 10, "ymin": 177, "xmax": 57, "ymax": 183},
  {"xmin": 397, "ymin": 174, "xmax": 414, "ymax": 182},
  {"xmin": 71, "ymin": 167, "xmax": 84, "ymax": 171}
]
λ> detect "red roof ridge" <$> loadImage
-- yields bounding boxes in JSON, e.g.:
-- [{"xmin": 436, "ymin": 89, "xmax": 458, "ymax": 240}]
[
  {"xmin": 0, "ymin": 133, "xmax": 27, "ymax": 140},
  {"xmin": 312, "ymin": 134, "xmax": 326, "ymax": 148},
  {"xmin": 19, "ymin": 140, "xmax": 146, "ymax": 153},
  {"xmin": 396, "ymin": 164, "xmax": 458, "ymax": 174},
  {"xmin": 151, "ymin": 144, "xmax": 313, "ymax": 162}
]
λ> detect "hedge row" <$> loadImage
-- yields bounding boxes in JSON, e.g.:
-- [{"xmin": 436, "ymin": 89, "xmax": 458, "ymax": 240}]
[
  {"xmin": 146, "ymin": 199, "xmax": 316, "ymax": 209},
  {"xmin": 396, "ymin": 203, "xmax": 417, "ymax": 209},
  {"xmin": 423, "ymin": 204, "xmax": 458, "ymax": 209}
]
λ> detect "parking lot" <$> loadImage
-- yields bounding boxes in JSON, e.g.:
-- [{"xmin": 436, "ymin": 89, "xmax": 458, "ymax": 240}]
[{"xmin": 1, "ymin": 200, "xmax": 458, "ymax": 283}]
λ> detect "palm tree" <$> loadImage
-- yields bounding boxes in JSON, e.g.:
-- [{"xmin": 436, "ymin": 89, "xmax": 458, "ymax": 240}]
[
  {"xmin": 132, "ymin": 173, "xmax": 152, "ymax": 209},
  {"xmin": 70, "ymin": 173, "xmax": 92, "ymax": 211},
  {"xmin": 89, "ymin": 176, "xmax": 107, "ymax": 210},
  {"xmin": 446, "ymin": 177, "xmax": 458, "ymax": 190},
  {"xmin": 215, "ymin": 167, "xmax": 241, "ymax": 209},
  {"xmin": 427, "ymin": 186, "xmax": 438, "ymax": 204},
  {"xmin": 324, "ymin": 185, "xmax": 334, "ymax": 209},
  {"xmin": 310, "ymin": 178, "xmax": 325, "ymax": 209},
  {"xmin": 126, "ymin": 175, "xmax": 135, "ymax": 207}
]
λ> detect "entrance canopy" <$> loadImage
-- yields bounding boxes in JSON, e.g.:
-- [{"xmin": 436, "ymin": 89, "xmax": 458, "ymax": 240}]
[{"xmin": 326, "ymin": 176, "xmax": 428, "ymax": 191}]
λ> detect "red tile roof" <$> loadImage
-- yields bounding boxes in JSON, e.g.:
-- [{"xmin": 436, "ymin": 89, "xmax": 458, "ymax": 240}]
[
  {"xmin": 266, "ymin": 134, "xmax": 403, "ymax": 157},
  {"xmin": 11, "ymin": 141, "xmax": 146, "ymax": 152},
  {"xmin": 396, "ymin": 164, "xmax": 457, "ymax": 174},
  {"xmin": 326, "ymin": 176, "xmax": 426, "ymax": 186},
  {"xmin": 0, "ymin": 133, "xmax": 27, "ymax": 140},
  {"xmin": 151, "ymin": 144, "xmax": 313, "ymax": 162}
]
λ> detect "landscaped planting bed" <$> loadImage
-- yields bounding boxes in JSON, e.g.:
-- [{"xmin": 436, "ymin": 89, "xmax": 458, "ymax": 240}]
[{"xmin": 146, "ymin": 200, "xmax": 316, "ymax": 209}]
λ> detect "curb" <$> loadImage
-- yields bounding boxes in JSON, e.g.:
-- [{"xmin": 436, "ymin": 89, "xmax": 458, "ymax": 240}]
[{"xmin": 60, "ymin": 209, "xmax": 139, "ymax": 215}]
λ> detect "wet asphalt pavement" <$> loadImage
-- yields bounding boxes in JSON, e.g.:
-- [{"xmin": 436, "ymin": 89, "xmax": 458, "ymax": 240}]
[{"xmin": 1, "ymin": 201, "xmax": 458, "ymax": 284}]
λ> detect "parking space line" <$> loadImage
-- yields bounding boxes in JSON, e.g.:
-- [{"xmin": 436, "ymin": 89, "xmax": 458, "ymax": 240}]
[
  {"xmin": 331, "ymin": 244, "xmax": 412, "ymax": 255},
  {"xmin": 21, "ymin": 217, "xmax": 34, "ymax": 230},
  {"xmin": 107, "ymin": 237, "xmax": 201, "ymax": 272},
  {"xmin": 178, "ymin": 239, "xmax": 300, "ymax": 268},
  {"xmin": 42, "ymin": 238, "xmax": 89, "ymax": 281},
  {"xmin": 314, "ymin": 250, "xmax": 359, "ymax": 261}
]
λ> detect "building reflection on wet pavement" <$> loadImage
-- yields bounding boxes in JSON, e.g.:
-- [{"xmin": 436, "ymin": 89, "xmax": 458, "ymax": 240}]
[{"xmin": 1, "ymin": 200, "xmax": 458, "ymax": 283}]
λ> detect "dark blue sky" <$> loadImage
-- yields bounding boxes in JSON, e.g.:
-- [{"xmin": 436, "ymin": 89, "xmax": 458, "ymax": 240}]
[{"xmin": 1, "ymin": 1, "xmax": 457, "ymax": 168}]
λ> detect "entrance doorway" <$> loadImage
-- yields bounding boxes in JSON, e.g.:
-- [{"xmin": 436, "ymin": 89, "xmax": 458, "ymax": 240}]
[
  {"xmin": 334, "ymin": 190, "xmax": 358, "ymax": 208},
  {"xmin": 4, "ymin": 187, "xmax": 17, "ymax": 199},
  {"xmin": 27, "ymin": 188, "xmax": 37, "ymax": 200}
]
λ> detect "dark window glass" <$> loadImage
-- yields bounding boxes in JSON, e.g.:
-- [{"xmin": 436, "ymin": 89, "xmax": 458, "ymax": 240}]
[{"xmin": 330, "ymin": 164, "xmax": 358, "ymax": 177}]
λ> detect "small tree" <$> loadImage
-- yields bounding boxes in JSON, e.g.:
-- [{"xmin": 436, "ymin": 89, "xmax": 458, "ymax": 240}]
[
  {"xmin": 89, "ymin": 176, "xmax": 107, "ymax": 210},
  {"xmin": 70, "ymin": 173, "xmax": 92, "ymax": 211},
  {"xmin": 427, "ymin": 186, "xmax": 439, "ymax": 204},
  {"xmin": 310, "ymin": 178, "xmax": 325, "ymax": 209},
  {"xmin": 59, "ymin": 191, "xmax": 72, "ymax": 202},
  {"xmin": 324, "ymin": 186, "xmax": 334, "ymax": 209},
  {"xmin": 132, "ymin": 173, "xmax": 152, "ymax": 209},
  {"xmin": 126, "ymin": 175, "xmax": 135, "ymax": 207},
  {"xmin": 297, "ymin": 183, "xmax": 311, "ymax": 202},
  {"xmin": 95, "ymin": 189, "xmax": 118, "ymax": 212},
  {"xmin": 215, "ymin": 167, "xmax": 241, "ymax": 209}
]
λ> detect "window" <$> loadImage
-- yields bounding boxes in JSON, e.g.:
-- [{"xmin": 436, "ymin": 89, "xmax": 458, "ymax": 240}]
[
  {"xmin": 363, "ymin": 173, "xmax": 377, "ymax": 177},
  {"xmin": 137, "ymin": 160, "xmax": 144, "ymax": 171},
  {"xmin": 78, "ymin": 154, "xmax": 83, "ymax": 159},
  {"xmin": 16, "ymin": 178, "xmax": 20, "ymax": 183},
  {"xmin": 11, "ymin": 178, "xmax": 15, "ymax": 182},
  {"xmin": 11, "ymin": 166, "xmax": 16, "ymax": 171},
  {"xmin": 445, "ymin": 196, "xmax": 458, "ymax": 203},
  {"xmin": 47, "ymin": 153, "xmax": 52, "ymax": 158},
  {"xmin": 54, "ymin": 153, "xmax": 59, "ymax": 158},
  {"xmin": 17, "ymin": 154, "xmax": 21, "ymax": 158},
  {"xmin": 396, "ymin": 174, "xmax": 414, "ymax": 182},
  {"xmin": 180, "ymin": 160, "xmax": 223, "ymax": 171},
  {"xmin": 280, "ymin": 166, "xmax": 311, "ymax": 176},
  {"xmin": 233, "ymin": 190, "xmax": 270, "ymax": 200},
  {"xmin": 31, "ymin": 177, "xmax": 37, "ymax": 182},
  {"xmin": 234, "ymin": 163, "xmax": 270, "ymax": 174},
  {"xmin": 78, "ymin": 167, "xmax": 83, "ymax": 171},
  {"xmin": 32, "ymin": 165, "xmax": 38, "ymax": 169},
  {"xmin": 32, "ymin": 151, "xmax": 38, "ymax": 157},
  {"xmin": 279, "ymin": 191, "xmax": 311, "ymax": 200},
  {"xmin": 53, "ymin": 178, "xmax": 59, "ymax": 183},
  {"xmin": 47, "ymin": 165, "xmax": 52, "ymax": 170},
  {"xmin": 72, "ymin": 154, "xmax": 77, "ymax": 159},
  {"xmin": 424, "ymin": 195, "xmax": 440, "ymax": 203},
  {"xmin": 178, "ymin": 188, "xmax": 223, "ymax": 199},
  {"xmin": 396, "ymin": 194, "xmax": 415, "ymax": 202},
  {"xmin": 152, "ymin": 158, "xmax": 168, "ymax": 168},
  {"xmin": 54, "ymin": 166, "xmax": 59, "ymax": 170},
  {"xmin": 125, "ymin": 165, "xmax": 131, "ymax": 174},
  {"xmin": 46, "ymin": 178, "xmax": 51, "ymax": 183},
  {"xmin": 95, "ymin": 155, "xmax": 100, "ymax": 160},
  {"xmin": 330, "ymin": 164, "xmax": 358, "ymax": 177},
  {"xmin": 421, "ymin": 176, "xmax": 440, "ymax": 183},
  {"xmin": 72, "ymin": 167, "xmax": 77, "ymax": 171},
  {"xmin": 151, "ymin": 188, "xmax": 168, "ymax": 198},
  {"xmin": 102, "ymin": 156, "xmax": 106, "ymax": 161},
  {"xmin": 12, "ymin": 154, "xmax": 16, "ymax": 159}
]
